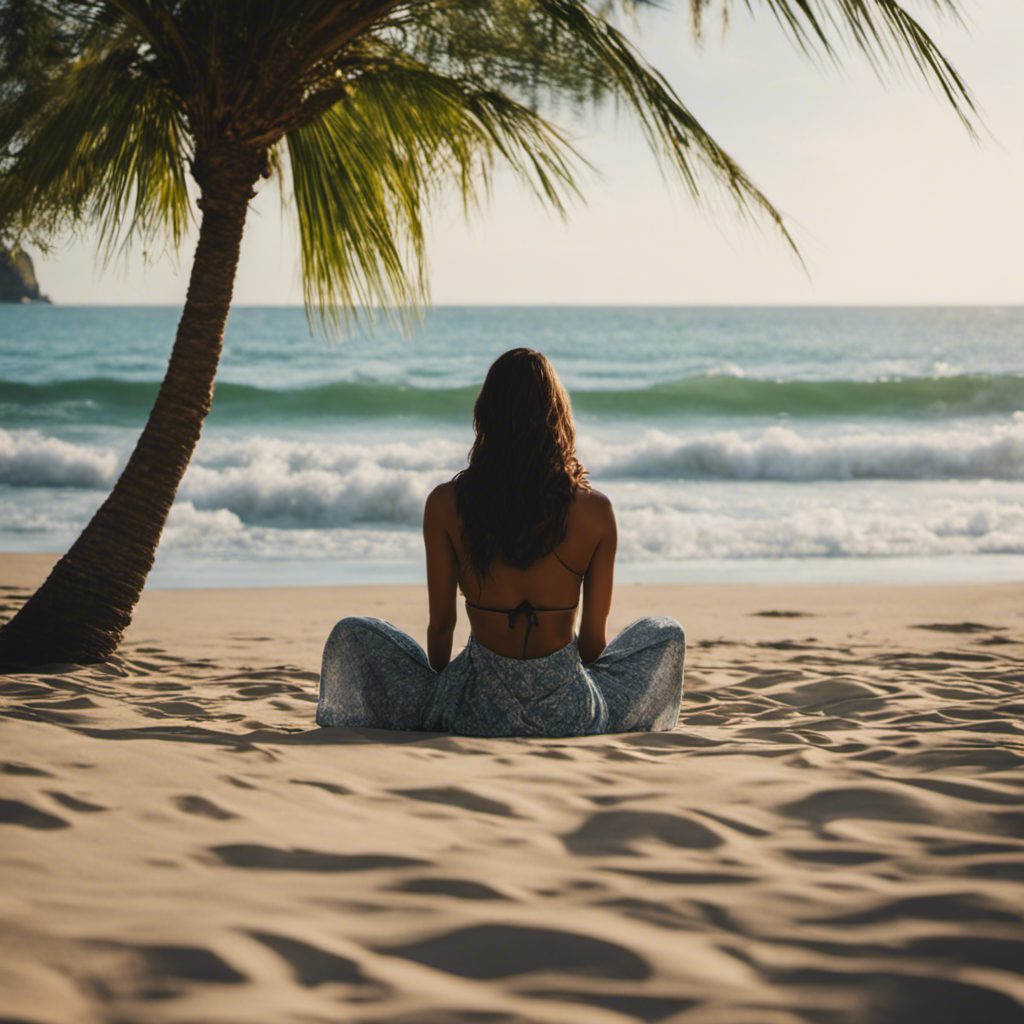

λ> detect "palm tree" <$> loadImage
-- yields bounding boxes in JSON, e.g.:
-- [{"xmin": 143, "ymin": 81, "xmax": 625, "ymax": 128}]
[{"xmin": 0, "ymin": 0, "xmax": 973, "ymax": 667}]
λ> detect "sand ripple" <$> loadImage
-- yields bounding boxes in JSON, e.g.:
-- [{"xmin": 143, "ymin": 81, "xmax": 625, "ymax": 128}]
[{"xmin": 2, "ymin": 587, "xmax": 1024, "ymax": 1023}]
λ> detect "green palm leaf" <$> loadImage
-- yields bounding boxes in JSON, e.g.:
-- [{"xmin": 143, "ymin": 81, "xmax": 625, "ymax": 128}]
[
  {"xmin": 286, "ymin": 57, "xmax": 583, "ymax": 326},
  {"xmin": 688, "ymin": 0, "xmax": 974, "ymax": 127},
  {"xmin": 0, "ymin": 41, "xmax": 191, "ymax": 258}
]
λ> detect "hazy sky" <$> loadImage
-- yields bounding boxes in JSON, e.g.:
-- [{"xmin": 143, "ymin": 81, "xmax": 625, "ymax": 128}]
[{"xmin": 34, "ymin": 1, "xmax": 1024, "ymax": 307}]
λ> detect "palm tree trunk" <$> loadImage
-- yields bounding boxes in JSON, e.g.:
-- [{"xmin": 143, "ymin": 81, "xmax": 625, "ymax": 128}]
[{"xmin": 0, "ymin": 180, "xmax": 252, "ymax": 667}]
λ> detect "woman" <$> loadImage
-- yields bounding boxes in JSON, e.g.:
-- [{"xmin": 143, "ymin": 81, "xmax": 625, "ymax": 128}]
[{"xmin": 317, "ymin": 348, "xmax": 684, "ymax": 736}]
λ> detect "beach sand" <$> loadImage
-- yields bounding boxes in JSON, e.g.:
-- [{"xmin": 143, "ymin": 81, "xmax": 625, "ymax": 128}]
[{"xmin": 2, "ymin": 553, "xmax": 1024, "ymax": 1023}]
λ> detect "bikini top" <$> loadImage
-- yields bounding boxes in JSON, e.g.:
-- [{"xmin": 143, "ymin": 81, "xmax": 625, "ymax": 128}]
[{"xmin": 464, "ymin": 549, "xmax": 586, "ymax": 659}]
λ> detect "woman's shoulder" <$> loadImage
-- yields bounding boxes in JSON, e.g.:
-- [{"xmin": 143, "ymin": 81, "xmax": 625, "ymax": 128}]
[
  {"xmin": 573, "ymin": 486, "xmax": 614, "ymax": 517},
  {"xmin": 424, "ymin": 482, "xmax": 465, "ymax": 562},
  {"xmin": 568, "ymin": 487, "xmax": 615, "ymax": 537},
  {"xmin": 425, "ymin": 480, "xmax": 458, "ymax": 520}
]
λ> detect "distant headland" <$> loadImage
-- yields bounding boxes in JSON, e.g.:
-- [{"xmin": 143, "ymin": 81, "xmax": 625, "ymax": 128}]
[{"xmin": 0, "ymin": 246, "xmax": 51, "ymax": 304}]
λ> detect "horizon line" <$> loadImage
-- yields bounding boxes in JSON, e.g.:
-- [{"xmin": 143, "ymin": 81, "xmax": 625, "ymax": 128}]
[{"xmin": 12, "ymin": 301, "xmax": 1024, "ymax": 311}]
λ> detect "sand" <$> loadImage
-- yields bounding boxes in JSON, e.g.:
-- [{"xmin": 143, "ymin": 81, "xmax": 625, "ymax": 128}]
[{"xmin": 2, "ymin": 553, "xmax": 1024, "ymax": 1024}]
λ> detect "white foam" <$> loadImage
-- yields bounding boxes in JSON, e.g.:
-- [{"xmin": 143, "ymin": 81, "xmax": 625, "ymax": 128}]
[
  {"xmin": 150, "ymin": 488, "xmax": 1024, "ymax": 563},
  {"xmin": 610, "ymin": 485, "xmax": 1024, "ymax": 561},
  {"xmin": 160, "ymin": 502, "xmax": 424, "ymax": 561},
  {"xmin": 196, "ymin": 435, "xmax": 465, "ymax": 473},
  {"xmin": 580, "ymin": 421, "xmax": 1024, "ymax": 482},
  {"xmin": 6, "ymin": 423, "xmax": 1024, "ymax": 507},
  {"xmin": 5, "ymin": 426, "xmax": 1024, "ymax": 565},
  {"xmin": 179, "ymin": 461, "xmax": 444, "ymax": 527},
  {"xmin": 0, "ymin": 429, "xmax": 118, "ymax": 488},
  {"xmin": 178, "ymin": 435, "xmax": 461, "ymax": 526}
]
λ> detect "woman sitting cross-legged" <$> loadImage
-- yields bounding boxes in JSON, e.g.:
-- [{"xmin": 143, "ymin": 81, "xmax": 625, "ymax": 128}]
[{"xmin": 317, "ymin": 347, "xmax": 684, "ymax": 737}]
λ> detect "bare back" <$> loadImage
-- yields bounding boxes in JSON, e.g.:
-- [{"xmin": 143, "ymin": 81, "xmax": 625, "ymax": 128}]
[{"xmin": 423, "ymin": 483, "xmax": 617, "ymax": 669}]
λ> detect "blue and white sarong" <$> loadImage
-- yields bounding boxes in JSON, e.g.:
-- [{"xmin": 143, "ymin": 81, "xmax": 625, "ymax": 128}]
[{"xmin": 317, "ymin": 616, "xmax": 684, "ymax": 737}]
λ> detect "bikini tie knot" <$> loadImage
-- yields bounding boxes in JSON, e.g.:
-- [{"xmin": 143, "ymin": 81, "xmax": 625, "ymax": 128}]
[
  {"xmin": 507, "ymin": 600, "xmax": 539, "ymax": 630},
  {"xmin": 506, "ymin": 600, "xmax": 540, "ymax": 658}
]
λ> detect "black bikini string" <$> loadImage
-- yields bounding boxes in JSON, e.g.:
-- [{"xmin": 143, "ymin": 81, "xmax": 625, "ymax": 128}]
[{"xmin": 506, "ymin": 600, "xmax": 540, "ymax": 659}]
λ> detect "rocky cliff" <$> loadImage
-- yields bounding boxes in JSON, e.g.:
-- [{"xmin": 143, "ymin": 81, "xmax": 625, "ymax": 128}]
[{"xmin": 0, "ymin": 247, "xmax": 51, "ymax": 303}]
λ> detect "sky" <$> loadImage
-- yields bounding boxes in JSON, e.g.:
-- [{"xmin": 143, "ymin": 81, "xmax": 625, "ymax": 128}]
[{"xmin": 33, "ymin": 1, "xmax": 1024, "ymax": 307}]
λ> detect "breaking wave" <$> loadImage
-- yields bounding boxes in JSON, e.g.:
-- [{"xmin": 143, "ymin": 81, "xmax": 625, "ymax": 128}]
[
  {"xmin": 4, "ymin": 421, "xmax": 1024, "ymax": 522},
  {"xmin": 587, "ymin": 422, "xmax": 1024, "ymax": 482},
  {"xmin": 5, "ymin": 421, "xmax": 1023, "ymax": 563}
]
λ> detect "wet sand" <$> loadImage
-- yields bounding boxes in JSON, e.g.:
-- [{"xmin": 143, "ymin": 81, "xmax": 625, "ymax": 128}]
[{"xmin": 2, "ymin": 554, "xmax": 1024, "ymax": 1023}]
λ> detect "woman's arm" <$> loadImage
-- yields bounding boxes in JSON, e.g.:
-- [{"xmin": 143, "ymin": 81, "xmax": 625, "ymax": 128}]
[
  {"xmin": 423, "ymin": 483, "xmax": 459, "ymax": 672},
  {"xmin": 577, "ymin": 491, "xmax": 617, "ymax": 665}
]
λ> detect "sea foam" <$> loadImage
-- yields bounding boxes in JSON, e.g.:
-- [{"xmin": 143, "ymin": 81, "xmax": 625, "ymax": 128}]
[
  {"xmin": 584, "ymin": 422, "xmax": 1024, "ymax": 482},
  {"xmin": 4, "ymin": 422, "xmax": 1024, "ymax": 516},
  {"xmin": 150, "ymin": 488, "xmax": 1024, "ymax": 561},
  {"xmin": 0, "ymin": 429, "xmax": 117, "ymax": 488}
]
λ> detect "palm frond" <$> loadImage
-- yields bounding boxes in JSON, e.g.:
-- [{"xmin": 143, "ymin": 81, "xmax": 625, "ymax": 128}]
[
  {"xmin": 692, "ymin": 0, "xmax": 975, "ymax": 129},
  {"xmin": 0, "ymin": 42, "xmax": 191, "ymax": 258},
  {"xmin": 285, "ymin": 57, "xmax": 582, "ymax": 330},
  {"xmin": 285, "ymin": 98, "xmax": 426, "ymax": 333},
  {"xmin": 532, "ymin": 0, "xmax": 798, "ymax": 250}
]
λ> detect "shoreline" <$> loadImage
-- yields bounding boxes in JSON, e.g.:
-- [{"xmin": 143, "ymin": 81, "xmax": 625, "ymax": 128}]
[{"xmin": 4, "ymin": 552, "xmax": 1023, "ymax": 669}]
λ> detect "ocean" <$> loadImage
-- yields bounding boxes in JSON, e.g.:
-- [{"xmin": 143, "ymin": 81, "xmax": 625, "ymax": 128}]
[{"xmin": 2, "ymin": 304, "xmax": 1023, "ymax": 588}]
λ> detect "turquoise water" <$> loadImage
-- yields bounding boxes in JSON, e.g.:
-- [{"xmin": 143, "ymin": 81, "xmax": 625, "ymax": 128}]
[
  {"xmin": 5, "ymin": 371, "xmax": 1024, "ymax": 425},
  {"xmin": 2, "ymin": 305, "xmax": 1023, "ymax": 586}
]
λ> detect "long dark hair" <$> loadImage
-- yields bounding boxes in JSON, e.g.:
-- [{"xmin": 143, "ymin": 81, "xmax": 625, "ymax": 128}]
[{"xmin": 454, "ymin": 348, "xmax": 589, "ymax": 576}]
